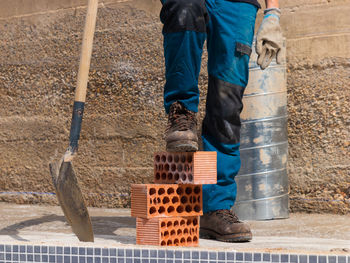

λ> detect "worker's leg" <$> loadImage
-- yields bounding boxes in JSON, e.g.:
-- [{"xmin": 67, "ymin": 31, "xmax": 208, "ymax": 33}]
[
  {"xmin": 200, "ymin": 0, "xmax": 257, "ymax": 241},
  {"xmin": 160, "ymin": 0, "xmax": 209, "ymax": 151}
]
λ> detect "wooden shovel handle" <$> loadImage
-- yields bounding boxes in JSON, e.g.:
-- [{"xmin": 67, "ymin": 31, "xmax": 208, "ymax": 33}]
[{"xmin": 75, "ymin": 0, "xmax": 98, "ymax": 102}]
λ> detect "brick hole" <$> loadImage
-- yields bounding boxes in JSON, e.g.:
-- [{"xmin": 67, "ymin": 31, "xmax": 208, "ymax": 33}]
[
  {"xmin": 161, "ymin": 155, "xmax": 166, "ymax": 162},
  {"xmin": 193, "ymin": 236, "xmax": 198, "ymax": 242},
  {"xmin": 153, "ymin": 197, "xmax": 160, "ymax": 204},
  {"xmin": 197, "ymin": 196, "xmax": 201, "ymax": 203},
  {"xmin": 170, "ymin": 230, "xmax": 176, "ymax": 236},
  {"xmin": 149, "ymin": 207, "xmax": 156, "ymax": 214},
  {"xmin": 188, "ymin": 174, "xmax": 193, "ymax": 182},
  {"xmin": 174, "ymin": 220, "xmax": 179, "ymax": 227},
  {"xmin": 194, "ymin": 205, "xmax": 201, "ymax": 212},
  {"xmin": 161, "ymin": 241, "xmax": 166, "ymax": 246},
  {"xmin": 164, "ymin": 231, "xmax": 169, "ymax": 237},
  {"xmin": 167, "ymin": 173, "xmax": 173, "ymax": 180},
  {"xmin": 167, "ymin": 240, "xmax": 172, "ymax": 246},
  {"xmin": 171, "ymin": 196, "xmax": 179, "ymax": 204},
  {"xmin": 181, "ymin": 196, "xmax": 188, "ymax": 204},
  {"xmin": 167, "ymin": 206, "xmax": 175, "ymax": 214},
  {"xmin": 158, "ymin": 188, "xmax": 165, "ymax": 195},
  {"xmin": 189, "ymin": 228, "xmax": 192, "ymax": 235},
  {"xmin": 174, "ymin": 239, "xmax": 179, "ymax": 246},
  {"xmin": 176, "ymin": 206, "xmax": 184, "ymax": 213},
  {"xmin": 189, "ymin": 196, "xmax": 193, "ymax": 204},
  {"xmin": 180, "ymin": 220, "xmax": 186, "ymax": 226},
  {"xmin": 194, "ymin": 186, "xmax": 201, "ymax": 194},
  {"xmin": 185, "ymin": 205, "xmax": 192, "ymax": 213},
  {"xmin": 181, "ymin": 173, "xmax": 187, "ymax": 181},
  {"xmin": 184, "ymin": 228, "xmax": 189, "ymax": 234},
  {"xmin": 184, "ymin": 164, "xmax": 190, "ymax": 172},
  {"xmin": 150, "ymin": 198, "xmax": 152, "ymax": 204},
  {"xmin": 171, "ymin": 164, "xmax": 176, "ymax": 172},
  {"xmin": 149, "ymin": 188, "xmax": 156, "ymax": 195},
  {"xmin": 181, "ymin": 155, "xmax": 186, "ymax": 163},
  {"xmin": 193, "ymin": 218, "xmax": 198, "ymax": 226},
  {"xmin": 192, "ymin": 228, "xmax": 196, "ymax": 234},
  {"xmin": 180, "ymin": 237, "xmax": 186, "ymax": 244},
  {"xmin": 155, "ymin": 173, "xmax": 161, "ymax": 180},
  {"xmin": 161, "ymin": 222, "xmax": 166, "ymax": 228},
  {"xmin": 187, "ymin": 237, "xmax": 192, "ymax": 243},
  {"xmin": 174, "ymin": 155, "xmax": 179, "ymax": 163},
  {"xmin": 186, "ymin": 219, "xmax": 192, "ymax": 226},
  {"xmin": 158, "ymin": 164, "xmax": 163, "ymax": 170},
  {"xmin": 167, "ymin": 188, "xmax": 174, "ymax": 195},
  {"xmin": 167, "ymin": 155, "xmax": 173, "ymax": 162},
  {"xmin": 187, "ymin": 155, "xmax": 193, "ymax": 163},
  {"xmin": 165, "ymin": 164, "xmax": 170, "ymax": 171},
  {"xmin": 167, "ymin": 221, "xmax": 172, "ymax": 228},
  {"xmin": 158, "ymin": 206, "xmax": 165, "ymax": 214},
  {"xmin": 176, "ymin": 187, "xmax": 183, "ymax": 195},
  {"xmin": 161, "ymin": 173, "xmax": 167, "ymax": 180},
  {"xmin": 174, "ymin": 173, "xmax": 180, "ymax": 180},
  {"xmin": 177, "ymin": 229, "xmax": 182, "ymax": 235},
  {"xmin": 155, "ymin": 155, "xmax": 161, "ymax": 162},
  {"xmin": 185, "ymin": 187, "xmax": 192, "ymax": 195},
  {"xmin": 163, "ymin": 196, "xmax": 170, "ymax": 204},
  {"xmin": 190, "ymin": 165, "xmax": 193, "ymax": 172},
  {"xmin": 177, "ymin": 164, "xmax": 183, "ymax": 172}
]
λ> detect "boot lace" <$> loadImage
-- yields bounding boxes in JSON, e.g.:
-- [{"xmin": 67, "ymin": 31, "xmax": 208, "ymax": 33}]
[
  {"xmin": 166, "ymin": 102, "xmax": 197, "ymax": 132},
  {"xmin": 212, "ymin": 209, "xmax": 241, "ymax": 223}
]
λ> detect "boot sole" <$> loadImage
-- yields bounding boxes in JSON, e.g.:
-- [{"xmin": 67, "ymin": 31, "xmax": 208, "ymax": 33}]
[
  {"xmin": 166, "ymin": 140, "xmax": 198, "ymax": 152},
  {"xmin": 200, "ymin": 228, "xmax": 252, "ymax": 242}
]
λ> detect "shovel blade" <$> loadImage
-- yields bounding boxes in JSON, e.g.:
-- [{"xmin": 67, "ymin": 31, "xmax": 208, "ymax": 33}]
[{"xmin": 50, "ymin": 160, "xmax": 94, "ymax": 242}]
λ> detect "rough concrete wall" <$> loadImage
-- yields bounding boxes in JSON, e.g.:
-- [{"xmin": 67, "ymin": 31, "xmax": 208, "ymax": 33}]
[{"xmin": 0, "ymin": 0, "xmax": 349, "ymax": 213}]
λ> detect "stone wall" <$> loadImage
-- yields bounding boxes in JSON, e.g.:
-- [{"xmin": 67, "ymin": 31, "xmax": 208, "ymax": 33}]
[{"xmin": 0, "ymin": 0, "xmax": 349, "ymax": 213}]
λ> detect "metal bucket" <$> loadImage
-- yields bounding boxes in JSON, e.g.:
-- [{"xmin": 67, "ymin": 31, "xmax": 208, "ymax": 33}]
[{"xmin": 233, "ymin": 41, "xmax": 289, "ymax": 220}]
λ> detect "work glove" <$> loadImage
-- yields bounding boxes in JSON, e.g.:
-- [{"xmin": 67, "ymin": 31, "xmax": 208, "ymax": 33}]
[{"xmin": 256, "ymin": 8, "xmax": 284, "ymax": 70}]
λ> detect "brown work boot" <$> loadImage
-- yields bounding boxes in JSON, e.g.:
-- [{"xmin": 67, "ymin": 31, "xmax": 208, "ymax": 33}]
[
  {"xmin": 165, "ymin": 101, "xmax": 198, "ymax": 152},
  {"xmin": 200, "ymin": 209, "xmax": 252, "ymax": 242}
]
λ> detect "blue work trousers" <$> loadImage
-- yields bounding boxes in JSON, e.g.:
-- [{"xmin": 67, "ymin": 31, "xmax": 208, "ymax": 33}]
[{"xmin": 160, "ymin": 0, "xmax": 258, "ymax": 212}]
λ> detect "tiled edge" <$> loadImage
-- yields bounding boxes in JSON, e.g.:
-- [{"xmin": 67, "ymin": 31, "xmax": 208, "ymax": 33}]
[{"xmin": 0, "ymin": 244, "xmax": 349, "ymax": 263}]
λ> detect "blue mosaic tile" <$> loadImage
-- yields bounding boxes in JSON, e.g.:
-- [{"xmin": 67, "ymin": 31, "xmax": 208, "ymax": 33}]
[
  {"xmin": 0, "ymin": 245, "xmax": 4, "ymax": 252},
  {"xmin": 13, "ymin": 253, "xmax": 19, "ymax": 261},
  {"xmin": 134, "ymin": 258, "xmax": 141, "ymax": 263},
  {"xmin": 245, "ymin": 253, "xmax": 253, "ymax": 262},
  {"xmin": 218, "ymin": 260, "xmax": 225, "ymax": 263},
  {"xmin": 35, "ymin": 254, "xmax": 41, "ymax": 262},
  {"xmin": 227, "ymin": 252, "xmax": 235, "ymax": 261},
  {"xmin": 339, "ymin": 256, "xmax": 346, "ymax": 263},
  {"xmin": 134, "ymin": 250, "xmax": 141, "ymax": 258},
  {"xmin": 49, "ymin": 246, "xmax": 55, "ymax": 254},
  {"xmin": 110, "ymin": 248, "xmax": 117, "ymax": 257},
  {"xmin": 79, "ymin": 256, "xmax": 86, "ymax": 263},
  {"xmin": 300, "ymin": 255, "xmax": 308, "ymax": 263},
  {"xmin": 254, "ymin": 253, "xmax": 262, "ymax": 262},
  {"xmin": 72, "ymin": 247, "xmax": 78, "ymax": 255},
  {"xmin": 201, "ymin": 251, "xmax": 208, "ymax": 260},
  {"xmin": 72, "ymin": 255, "xmax": 79, "ymax": 263},
  {"xmin": 102, "ymin": 257, "xmax": 109, "ymax": 263},
  {"xmin": 272, "ymin": 254, "xmax": 280, "ymax": 263},
  {"xmin": 150, "ymin": 259, "xmax": 157, "ymax": 263},
  {"xmin": 142, "ymin": 250, "xmax": 149, "ymax": 258},
  {"xmin": 64, "ymin": 255, "xmax": 71, "ymax": 263},
  {"xmin": 95, "ymin": 248, "xmax": 102, "ymax": 256},
  {"xmin": 126, "ymin": 257, "xmax": 132, "ymax": 263},
  {"xmin": 64, "ymin": 247, "xmax": 71, "ymax": 254},
  {"xmin": 184, "ymin": 260, "xmax": 191, "ymax": 263},
  {"xmin": 218, "ymin": 252, "xmax": 225, "ymax": 261},
  {"xmin": 159, "ymin": 259, "xmax": 166, "ymax": 263},
  {"xmin": 79, "ymin": 247, "xmax": 86, "ymax": 255},
  {"xmin": 95, "ymin": 257, "xmax": 101, "ymax": 263},
  {"xmin": 42, "ymin": 246, "xmax": 48, "ymax": 254},
  {"xmin": 57, "ymin": 255, "xmax": 64, "ymax": 263},
  {"xmin": 309, "ymin": 255, "xmax": 317, "ymax": 263},
  {"xmin": 126, "ymin": 249, "xmax": 133, "ymax": 257},
  {"xmin": 200, "ymin": 261, "xmax": 208, "ymax": 263},
  {"xmin": 6, "ymin": 253, "xmax": 11, "ymax": 260},
  {"xmin": 210, "ymin": 252, "xmax": 217, "ymax": 260},
  {"xmin": 0, "ymin": 253, "xmax": 4, "ymax": 261},
  {"xmin": 110, "ymin": 258, "xmax": 117, "ymax": 263},
  {"xmin": 13, "ymin": 245, "xmax": 19, "ymax": 253},
  {"xmin": 184, "ymin": 251, "xmax": 190, "ymax": 259},
  {"xmin": 142, "ymin": 258, "xmax": 150, "ymax": 263},
  {"xmin": 175, "ymin": 260, "xmax": 182, "ymax": 263},
  {"xmin": 57, "ymin": 247, "xmax": 63, "ymax": 254},
  {"xmin": 35, "ymin": 246, "xmax": 41, "ymax": 253},
  {"xmin": 20, "ymin": 254, "xmax": 26, "ymax": 262},
  {"xmin": 118, "ymin": 257, "xmax": 125, "ymax": 263},
  {"xmin": 166, "ymin": 250, "xmax": 174, "ymax": 259},
  {"xmin": 158, "ymin": 251, "xmax": 166, "ymax": 259},
  {"xmin": 102, "ymin": 249, "xmax": 109, "ymax": 257},
  {"xmin": 49, "ymin": 255, "xmax": 56, "ymax": 263},
  {"xmin": 192, "ymin": 251, "xmax": 199, "ymax": 260},
  {"xmin": 282, "ymin": 254, "xmax": 289, "ymax": 263},
  {"xmin": 20, "ymin": 245, "xmax": 26, "ymax": 253},
  {"xmin": 150, "ymin": 250, "xmax": 157, "ymax": 258},
  {"xmin": 27, "ymin": 245, "xmax": 34, "ymax": 253},
  {"xmin": 118, "ymin": 249, "xmax": 124, "ymax": 257},
  {"xmin": 42, "ymin": 254, "xmax": 49, "ymax": 262},
  {"xmin": 166, "ymin": 259, "xmax": 174, "ymax": 263},
  {"xmin": 290, "ymin": 255, "xmax": 298, "ymax": 263},
  {"xmin": 175, "ymin": 251, "xmax": 182, "ymax": 259},
  {"xmin": 5, "ymin": 245, "xmax": 11, "ymax": 252},
  {"xmin": 87, "ymin": 257, "xmax": 93, "ymax": 263},
  {"xmin": 319, "ymin": 256, "xmax": 327, "ymax": 263},
  {"xmin": 28, "ymin": 254, "xmax": 34, "ymax": 261},
  {"xmin": 87, "ymin": 248, "xmax": 94, "ymax": 255},
  {"xmin": 193, "ymin": 260, "xmax": 199, "ymax": 263},
  {"xmin": 236, "ymin": 252, "xmax": 244, "ymax": 261}
]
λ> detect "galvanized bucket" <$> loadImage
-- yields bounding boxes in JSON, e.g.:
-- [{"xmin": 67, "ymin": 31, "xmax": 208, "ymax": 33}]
[{"xmin": 233, "ymin": 40, "xmax": 289, "ymax": 220}]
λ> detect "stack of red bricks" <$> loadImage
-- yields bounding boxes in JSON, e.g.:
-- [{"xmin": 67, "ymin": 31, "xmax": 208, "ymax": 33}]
[{"xmin": 131, "ymin": 151, "xmax": 217, "ymax": 247}]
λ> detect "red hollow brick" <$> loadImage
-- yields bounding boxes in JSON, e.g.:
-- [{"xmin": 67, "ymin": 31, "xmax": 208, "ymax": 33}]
[
  {"xmin": 131, "ymin": 184, "xmax": 203, "ymax": 219},
  {"xmin": 154, "ymin": 152, "xmax": 217, "ymax": 184},
  {"xmin": 136, "ymin": 216, "xmax": 199, "ymax": 247}
]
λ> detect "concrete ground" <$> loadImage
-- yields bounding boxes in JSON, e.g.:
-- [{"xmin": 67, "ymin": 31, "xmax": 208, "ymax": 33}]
[{"xmin": 0, "ymin": 203, "xmax": 349, "ymax": 254}]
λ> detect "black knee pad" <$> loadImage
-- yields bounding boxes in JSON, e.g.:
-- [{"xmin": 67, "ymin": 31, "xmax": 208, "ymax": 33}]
[
  {"xmin": 202, "ymin": 75, "xmax": 245, "ymax": 145},
  {"xmin": 160, "ymin": 0, "xmax": 209, "ymax": 33}
]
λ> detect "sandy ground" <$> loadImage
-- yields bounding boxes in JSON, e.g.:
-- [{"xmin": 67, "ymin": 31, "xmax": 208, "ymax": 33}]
[{"xmin": 0, "ymin": 203, "xmax": 349, "ymax": 254}]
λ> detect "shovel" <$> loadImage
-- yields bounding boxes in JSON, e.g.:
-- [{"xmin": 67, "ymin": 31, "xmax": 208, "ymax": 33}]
[{"xmin": 49, "ymin": 0, "xmax": 99, "ymax": 242}]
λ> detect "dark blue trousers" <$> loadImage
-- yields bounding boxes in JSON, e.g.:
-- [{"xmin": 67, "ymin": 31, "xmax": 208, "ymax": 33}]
[{"xmin": 161, "ymin": 0, "xmax": 258, "ymax": 212}]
